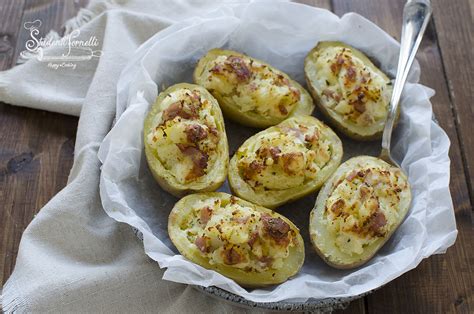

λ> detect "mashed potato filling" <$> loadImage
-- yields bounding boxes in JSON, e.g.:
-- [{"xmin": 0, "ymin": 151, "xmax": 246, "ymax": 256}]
[
  {"xmin": 202, "ymin": 55, "xmax": 301, "ymax": 119},
  {"xmin": 181, "ymin": 197, "xmax": 296, "ymax": 272},
  {"xmin": 324, "ymin": 165, "xmax": 409, "ymax": 256},
  {"xmin": 236, "ymin": 123, "xmax": 332, "ymax": 191},
  {"xmin": 146, "ymin": 88, "xmax": 219, "ymax": 184},
  {"xmin": 310, "ymin": 46, "xmax": 391, "ymax": 127}
]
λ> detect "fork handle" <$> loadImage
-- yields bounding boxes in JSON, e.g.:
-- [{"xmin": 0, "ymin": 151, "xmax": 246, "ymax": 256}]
[{"xmin": 381, "ymin": 0, "xmax": 432, "ymax": 156}]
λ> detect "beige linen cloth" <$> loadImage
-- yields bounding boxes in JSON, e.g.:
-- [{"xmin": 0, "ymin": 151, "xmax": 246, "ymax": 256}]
[{"xmin": 0, "ymin": 0, "xmax": 267, "ymax": 312}]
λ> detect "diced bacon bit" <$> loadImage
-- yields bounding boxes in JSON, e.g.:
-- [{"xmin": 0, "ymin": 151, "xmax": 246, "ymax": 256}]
[
  {"xmin": 188, "ymin": 90, "xmax": 201, "ymax": 102},
  {"xmin": 368, "ymin": 211, "xmax": 387, "ymax": 237},
  {"xmin": 231, "ymin": 213, "xmax": 249, "ymax": 224},
  {"xmin": 290, "ymin": 87, "xmax": 301, "ymax": 99},
  {"xmin": 259, "ymin": 256, "xmax": 274, "ymax": 267},
  {"xmin": 337, "ymin": 53, "xmax": 345, "ymax": 65},
  {"xmin": 248, "ymin": 231, "xmax": 259, "ymax": 248},
  {"xmin": 248, "ymin": 82, "xmax": 258, "ymax": 91},
  {"xmin": 281, "ymin": 152, "xmax": 304, "ymax": 175},
  {"xmin": 359, "ymin": 113, "xmax": 375, "ymax": 126},
  {"xmin": 261, "ymin": 214, "xmax": 290, "ymax": 245},
  {"xmin": 195, "ymin": 236, "xmax": 209, "ymax": 253},
  {"xmin": 223, "ymin": 247, "xmax": 244, "ymax": 265},
  {"xmin": 269, "ymin": 146, "xmax": 281, "ymax": 159},
  {"xmin": 353, "ymin": 100, "xmax": 366, "ymax": 113},
  {"xmin": 209, "ymin": 64, "xmax": 223, "ymax": 74},
  {"xmin": 360, "ymin": 112, "xmax": 375, "ymax": 125},
  {"xmin": 227, "ymin": 55, "xmax": 252, "ymax": 82},
  {"xmin": 345, "ymin": 66, "xmax": 357, "ymax": 83},
  {"xmin": 230, "ymin": 195, "xmax": 237, "ymax": 204},
  {"xmin": 208, "ymin": 126, "xmax": 218, "ymax": 136},
  {"xmin": 185, "ymin": 124, "xmax": 208, "ymax": 143},
  {"xmin": 305, "ymin": 130, "xmax": 319, "ymax": 143},
  {"xmin": 348, "ymin": 85, "xmax": 368, "ymax": 114},
  {"xmin": 257, "ymin": 146, "xmax": 281, "ymax": 160},
  {"xmin": 242, "ymin": 160, "xmax": 264, "ymax": 180},
  {"xmin": 274, "ymin": 73, "xmax": 300, "ymax": 99},
  {"xmin": 280, "ymin": 126, "xmax": 303, "ymax": 139},
  {"xmin": 357, "ymin": 170, "xmax": 367, "ymax": 178},
  {"xmin": 162, "ymin": 101, "xmax": 198, "ymax": 123},
  {"xmin": 278, "ymin": 104, "xmax": 289, "ymax": 115},
  {"xmin": 322, "ymin": 89, "xmax": 335, "ymax": 98},
  {"xmin": 363, "ymin": 169, "xmax": 376, "ymax": 185},
  {"xmin": 346, "ymin": 170, "xmax": 359, "ymax": 181},
  {"xmin": 330, "ymin": 53, "xmax": 345, "ymax": 75},
  {"xmin": 322, "ymin": 89, "xmax": 341, "ymax": 102},
  {"xmin": 176, "ymin": 144, "xmax": 209, "ymax": 179},
  {"xmin": 200, "ymin": 206, "xmax": 213, "ymax": 224},
  {"xmin": 274, "ymin": 74, "xmax": 290, "ymax": 86},
  {"xmin": 330, "ymin": 63, "xmax": 340, "ymax": 75},
  {"xmin": 380, "ymin": 170, "xmax": 391, "ymax": 176},
  {"xmin": 330, "ymin": 199, "xmax": 345, "ymax": 216}
]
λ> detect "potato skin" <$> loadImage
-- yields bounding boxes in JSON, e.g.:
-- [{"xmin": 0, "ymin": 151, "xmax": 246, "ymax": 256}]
[
  {"xmin": 304, "ymin": 41, "xmax": 396, "ymax": 141},
  {"xmin": 228, "ymin": 115, "xmax": 343, "ymax": 209},
  {"xmin": 168, "ymin": 192, "xmax": 305, "ymax": 287},
  {"xmin": 143, "ymin": 83, "xmax": 228, "ymax": 197},
  {"xmin": 309, "ymin": 156, "xmax": 411, "ymax": 269},
  {"xmin": 194, "ymin": 48, "xmax": 314, "ymax": 128}
]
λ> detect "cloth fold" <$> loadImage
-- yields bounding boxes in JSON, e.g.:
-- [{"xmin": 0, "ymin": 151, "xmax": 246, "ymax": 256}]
[{"xmin": 1, "ymin": 0, "xmax": 266, "ymax": 312}]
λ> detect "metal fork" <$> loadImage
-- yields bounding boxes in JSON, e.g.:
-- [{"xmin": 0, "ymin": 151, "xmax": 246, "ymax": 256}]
[{"xmin": 379, "ymin": 0, "xmax": 432, "ymax": 167}]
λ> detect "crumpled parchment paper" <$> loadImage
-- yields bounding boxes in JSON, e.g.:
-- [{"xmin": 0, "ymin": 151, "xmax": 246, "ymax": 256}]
[{"xmin": 98, "ymin": 1, "xmax": 457, "ymax": 303}]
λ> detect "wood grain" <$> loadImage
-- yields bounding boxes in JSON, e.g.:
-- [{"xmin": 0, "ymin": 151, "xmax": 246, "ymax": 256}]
[
  {"xmin": 432, "ymin": 0, "xmax": 474, "ymax": 205},
  {"xmin": 0, "ymin": 0, "xmax": 83, "ymax": 287},
  {"xmin": 0, "ymin": 0, "xmax": 26, "ymax": 70},
  {"xmin": 331, "ymin": 0, "xmax": 473, "ymax": 313}
]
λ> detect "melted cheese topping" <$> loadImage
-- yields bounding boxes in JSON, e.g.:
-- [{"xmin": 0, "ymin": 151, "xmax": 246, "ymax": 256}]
[
  {"xmin": 202, "ymin": 54, "xmax": 301, "ymax": 119},
  {"xmin": 310, "ymin": 46, "xmax": 391, "ymax": 126},
  {"xmin": 181, "ymin": 197, "xmax": 296, "ymax": 272},
  {"xmin": 324, "ymin": 165, "xmax": 409, "ymax": 256},
  {"xmin": 236, "ymin": 123, "xmax": 332, "ymax": 191},
  {"xmin": 146, "ymin": 88, "xmax": 219, "ymax": 184}
]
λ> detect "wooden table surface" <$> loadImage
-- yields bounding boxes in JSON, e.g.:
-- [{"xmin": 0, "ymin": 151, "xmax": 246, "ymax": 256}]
[{"xmin": 0, "ymin": 0, "xmax": 472, "ymax": 313}]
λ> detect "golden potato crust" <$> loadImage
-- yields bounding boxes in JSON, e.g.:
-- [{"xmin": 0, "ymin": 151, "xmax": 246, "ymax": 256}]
[
  {"xmin": 228, "ymin": 115, "xmax": 343, "ymax": 209},
  {"xmin": 168, "ymin": 192, "xmax": 305, "ymax": 287},
  {"xmin": 144, "ymin": 83, "xmax": 229, "ymax": 197},
  {"xmin": 194, "ymin": 49, "xmax": 314, "ymax": 128},
  {"xmin": 310, "ymin": 156, "xmax": 411, "ymax": 269},
  {"xmin": 305, "ymin": 41, "xmax": 394, "ymax": 140}
]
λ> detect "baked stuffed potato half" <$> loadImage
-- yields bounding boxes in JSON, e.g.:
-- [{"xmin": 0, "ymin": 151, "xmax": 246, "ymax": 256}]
[
  {"xmin": 304, "ymin": 41, "xmax": 394, "ymax": 140},
  {"xmin": 310, "ymin": 156, "xmax": 411, "ymax": 269},
  {"xmin": 194, "ymin": 49, "xmax": 314, "ymax": 128},
  {"xmin": 168, "ymin": 192, "xmax": 305, "ymax": 287},
  {"xmin": 228, "ymin": 115, "xmax": 343, "ymax": 209},
  {"xmin": 144, "ymin": 83, "xmax": 228, "ymax": 197}
]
